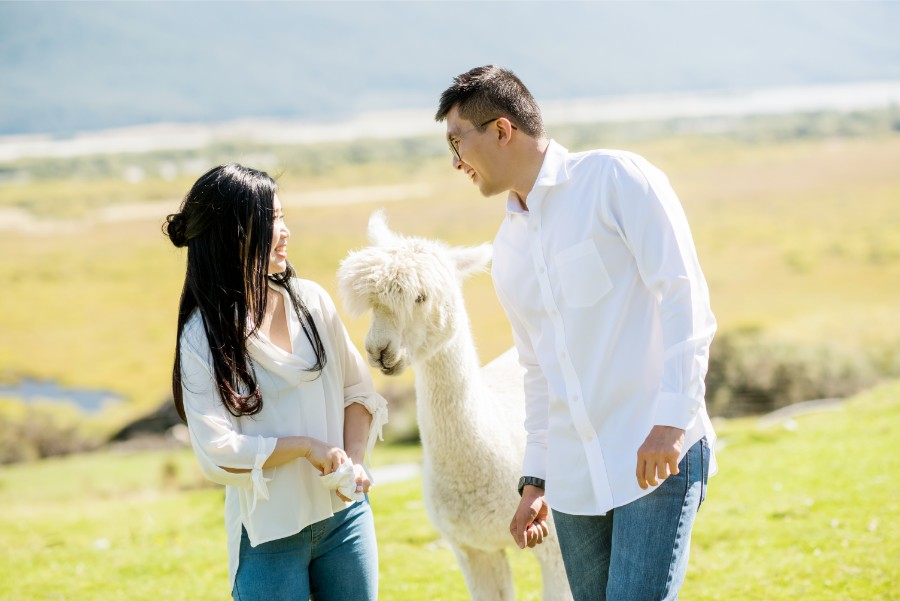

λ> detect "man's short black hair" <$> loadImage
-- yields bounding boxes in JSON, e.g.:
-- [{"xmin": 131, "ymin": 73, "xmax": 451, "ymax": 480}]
[{"xmin": 435, "ymin": 65, "xmax": 544, "ymax": 138}]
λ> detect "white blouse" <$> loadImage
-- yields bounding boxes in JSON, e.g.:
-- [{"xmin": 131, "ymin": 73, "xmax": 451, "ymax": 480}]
[{"xmin": 179, "ymin": 278, "xmax": 388, "ymax": 588}]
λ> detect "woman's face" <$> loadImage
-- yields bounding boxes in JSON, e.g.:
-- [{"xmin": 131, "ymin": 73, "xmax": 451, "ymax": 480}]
[{"xmin": 268, "ymin": 194, "xmax": 290, "ymax": 275}]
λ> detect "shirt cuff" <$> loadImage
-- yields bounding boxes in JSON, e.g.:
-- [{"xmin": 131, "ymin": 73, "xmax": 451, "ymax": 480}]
[
  {"xmin": 522, "ymin": 443, "xmax": 547, "ymax": 482},
  {"xmin": 652, "ymin": 392, "xmax": 702, "ymax": 431},
  {"xmin": 248, "ymin": 435, "xmax": 276, "ymax": 516}
]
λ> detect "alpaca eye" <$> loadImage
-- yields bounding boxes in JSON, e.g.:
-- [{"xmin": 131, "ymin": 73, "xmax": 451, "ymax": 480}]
[{"xmin": 415, "ymin": 293, "xmax": 427, "ymax": 304}]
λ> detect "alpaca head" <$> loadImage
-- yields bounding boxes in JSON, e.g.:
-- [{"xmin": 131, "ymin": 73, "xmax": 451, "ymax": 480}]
[{"xmin": 337, "ymin": 210, "xmax": 491, "ymax": 375}]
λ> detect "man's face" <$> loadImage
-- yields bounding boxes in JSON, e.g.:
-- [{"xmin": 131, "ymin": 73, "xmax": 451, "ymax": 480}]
[{"xmin": 446, "ymin": 105, "xmax": 507, "ymax": 197}]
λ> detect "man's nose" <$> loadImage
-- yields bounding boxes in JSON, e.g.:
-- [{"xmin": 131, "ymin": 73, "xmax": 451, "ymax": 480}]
[{"xmin": 452, "ymin": 155, "xmax": 463, "ymax": 170}]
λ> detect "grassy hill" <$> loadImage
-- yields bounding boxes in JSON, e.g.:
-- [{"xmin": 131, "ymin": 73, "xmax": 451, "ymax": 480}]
[
  {"xmin": 0, "ymin": 379, "xmax": 896, "ymax": 599},
  {"xmin": 0, "ymin": 108, "xmax": 897, "ymax": 597},
  {"xmin": 0, "ymin": 111, "xmax": 899, "ymax": 461}
]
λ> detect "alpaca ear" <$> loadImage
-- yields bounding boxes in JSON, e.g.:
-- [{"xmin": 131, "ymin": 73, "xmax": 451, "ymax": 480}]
[
  {"xmin": 451, "ymin": 243, "xmax": 492, "ymax": 279},
  {"xmin": 367, "ymin": 210, "xmax": 397, "ymax": 247}
]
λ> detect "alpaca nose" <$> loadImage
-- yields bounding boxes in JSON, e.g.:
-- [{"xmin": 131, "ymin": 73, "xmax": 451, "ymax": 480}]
[
  {"xmin": 366, "ymin": 342, "xmax": 404, "ymax": 375},
  {"xmin": 369, "ymin": 348, "xmax": 382, "ymax": 365},
  {"xmin": 366, "ymin": 344, "xmax": 388, "ymax": 368}
]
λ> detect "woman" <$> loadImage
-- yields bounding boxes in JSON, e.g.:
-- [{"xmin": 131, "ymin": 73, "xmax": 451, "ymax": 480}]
[{"xmin": 164, "ymin": 164, "xmax": 387, "ymax": 601}]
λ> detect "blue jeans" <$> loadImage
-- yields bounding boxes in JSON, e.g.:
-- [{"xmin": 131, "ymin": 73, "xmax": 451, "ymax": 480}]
[
  {"xmin": 232, "ymin": 499, "xmax": 378, "ymax": 601},
  {"xmin": 552, "ymin": 438, "xmax": 709, "ymax": 601}
]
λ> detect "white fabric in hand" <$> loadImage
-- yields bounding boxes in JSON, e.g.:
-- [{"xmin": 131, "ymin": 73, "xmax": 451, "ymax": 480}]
[{"xmin": 319, "ymin": 462, "xmax": 365, "ymax": 502}]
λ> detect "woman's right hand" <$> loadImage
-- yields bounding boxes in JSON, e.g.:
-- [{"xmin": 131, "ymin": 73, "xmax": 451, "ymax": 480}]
[{"xmin": 302, "ymin": 437, "xmax": 348, "ymax": 475}]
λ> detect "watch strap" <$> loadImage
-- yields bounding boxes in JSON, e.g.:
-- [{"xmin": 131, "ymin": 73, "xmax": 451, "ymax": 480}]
[{"xmin": 518, "ymin": 476, "xmax": 546, "ymax": 496}]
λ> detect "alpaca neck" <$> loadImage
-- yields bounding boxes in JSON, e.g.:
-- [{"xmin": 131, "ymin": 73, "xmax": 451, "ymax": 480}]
[{"xmin": 415, "ymin": 321, "xmax": 485, "ymax": 448}]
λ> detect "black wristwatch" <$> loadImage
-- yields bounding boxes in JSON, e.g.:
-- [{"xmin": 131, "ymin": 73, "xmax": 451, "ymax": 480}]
[{"xmin": 518, "ymin": 476, "xmax": 546, "ymax": 496}]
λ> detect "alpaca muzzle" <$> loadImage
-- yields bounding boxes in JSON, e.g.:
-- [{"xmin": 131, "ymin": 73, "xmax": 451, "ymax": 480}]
[{"xmin": 367, "ymin": 344, "xmax": 406, "ymax": 375}]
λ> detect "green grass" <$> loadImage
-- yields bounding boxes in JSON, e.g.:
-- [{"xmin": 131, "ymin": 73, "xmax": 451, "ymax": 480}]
[
  {"xmin": 0, "ymin": 381, "xmax": 897, "ymax": 600},
  {"xmin": 686, "ymin": 383, "xmax": 899, "ymax": 600}
]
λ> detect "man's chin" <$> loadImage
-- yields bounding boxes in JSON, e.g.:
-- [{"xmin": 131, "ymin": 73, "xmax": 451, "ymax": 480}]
[
  {"xmin": 476, "ymin": 180, "xmax": 499, "ymax": 197},
  {"xmin": 478, "ymin": 185, "xmax": 505, "ymax": 198}
]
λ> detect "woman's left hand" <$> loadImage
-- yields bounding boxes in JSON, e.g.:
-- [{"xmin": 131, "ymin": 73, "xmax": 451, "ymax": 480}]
[{"xmin": 336, "ymin": 462, "xmax": 372, "ymax": 502}]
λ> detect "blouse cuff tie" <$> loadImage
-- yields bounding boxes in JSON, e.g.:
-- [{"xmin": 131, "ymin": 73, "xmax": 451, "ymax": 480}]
[
  {"xmin": 366, "ymin": 402, "xmax": 389, "ymax": 462},
  {"xmin": 248, "ymin": 435, "xmax": 273, "ymax": 516}
]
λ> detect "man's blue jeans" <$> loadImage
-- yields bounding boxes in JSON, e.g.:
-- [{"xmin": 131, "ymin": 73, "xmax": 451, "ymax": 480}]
[
  {"xmin": 552, "ymin": 438, "xmax": 709, "ymax": 601},
  {"xmin": 232, "ymin": 499, "xmax": 378, "ymax": 601}
]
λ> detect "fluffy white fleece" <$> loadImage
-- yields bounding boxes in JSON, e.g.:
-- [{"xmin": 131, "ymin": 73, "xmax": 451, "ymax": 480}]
[{"xmin": 337, "ymin": 211, "xmax": 572, "ymax": 601}]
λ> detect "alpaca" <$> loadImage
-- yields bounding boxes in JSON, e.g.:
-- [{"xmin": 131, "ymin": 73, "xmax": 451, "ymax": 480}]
[{"xmin": 337, "ymin": 211, "xmax": 573, "ymax": 601}]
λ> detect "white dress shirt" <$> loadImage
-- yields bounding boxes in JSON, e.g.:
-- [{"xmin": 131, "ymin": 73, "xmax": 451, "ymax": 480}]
[
  {"xmin": 492, "ymin": 140, "xmax": 717, "ymax": 516},
  {"xmin": 179, "ymin": 278, "xmax": 387, "ymax": 587}
]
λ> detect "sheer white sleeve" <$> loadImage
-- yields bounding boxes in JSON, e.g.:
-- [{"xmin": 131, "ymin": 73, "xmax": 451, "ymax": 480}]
[{"xmin": 180, "ymin": 334, "xmax": 277, "ymax": 514}]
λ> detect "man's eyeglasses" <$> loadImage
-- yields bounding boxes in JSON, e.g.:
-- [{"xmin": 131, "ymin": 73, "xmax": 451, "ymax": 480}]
[{"xmin": 447, "ymin": 117, "xmax": 517, "ymax": 161}]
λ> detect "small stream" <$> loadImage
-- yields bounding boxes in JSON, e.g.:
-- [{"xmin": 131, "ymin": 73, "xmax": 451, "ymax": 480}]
[{"xmin": 0, "ymin": 379, "xmax": 124, "ymax": 413}]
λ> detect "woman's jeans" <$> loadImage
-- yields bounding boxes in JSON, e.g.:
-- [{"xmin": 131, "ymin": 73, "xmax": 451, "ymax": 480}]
[
  {"xmin": 232, "ymin": 499, "xmax": 378, "ymax": 601},
  {"xmin": 552, "ymin": 438, "xmax": 709, "ymax": 601}
]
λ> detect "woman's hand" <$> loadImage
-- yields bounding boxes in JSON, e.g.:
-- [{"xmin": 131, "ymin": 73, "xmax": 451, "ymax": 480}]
[
  {"xmin": 302, "ymin": 438, "xmax": 348, "ymax": 475},
  {"xmin": 336, "ymin": 462, "xmax": 372, "ymax": 502}
]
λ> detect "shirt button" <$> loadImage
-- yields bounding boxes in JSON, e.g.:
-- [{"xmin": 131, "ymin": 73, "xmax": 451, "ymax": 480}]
[
  {"xmin": 538, "ymin": 266, "xmax": 546, "ymax": 274},
  {"xmin": 572, "ymin": 394, "xmax": 580, "ymax": 402},
  {"xmin": 560, "ymin": 351, "xmax": 567, "ymax": 359},
  {"xmin": 530, "ymin": 225, "xmax": 538, "ymax": 232}
]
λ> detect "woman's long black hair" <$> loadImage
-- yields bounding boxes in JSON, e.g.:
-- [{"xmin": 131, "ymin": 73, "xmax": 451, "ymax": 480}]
[{"xmin": 164, "ymin": 164, "xmax": 326, "ymax": 421}]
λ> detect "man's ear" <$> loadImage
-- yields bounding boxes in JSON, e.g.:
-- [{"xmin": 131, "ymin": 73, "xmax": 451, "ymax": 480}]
[{"xmin": 496, "ymin": 117, "xmax": 515, "ymax": 146}]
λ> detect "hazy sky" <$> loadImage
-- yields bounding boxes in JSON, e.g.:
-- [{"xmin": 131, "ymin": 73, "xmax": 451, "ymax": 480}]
[{"xmin": 2, "ymin": 2, "xmax": 900, "ymax": 135}]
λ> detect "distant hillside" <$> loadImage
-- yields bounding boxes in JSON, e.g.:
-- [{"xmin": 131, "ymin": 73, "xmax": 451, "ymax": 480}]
[{"xmin": 2, "ymin": 1, "xmax": 900, "ymax": 136}]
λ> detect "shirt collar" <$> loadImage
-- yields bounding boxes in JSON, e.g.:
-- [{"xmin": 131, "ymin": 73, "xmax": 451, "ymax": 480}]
[
  {"xmin": 533, "ymin": 139, "xmax": 570, "ymax": 188},
  {"xmin": 505, "ymin": 139, "xmax": 569, "ymax": 214}
]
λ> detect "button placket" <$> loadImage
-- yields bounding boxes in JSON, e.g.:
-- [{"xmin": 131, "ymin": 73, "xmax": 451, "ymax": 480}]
[{"xmin": 528, "ymin": 192, "xmax": 597, "ymax": 446}]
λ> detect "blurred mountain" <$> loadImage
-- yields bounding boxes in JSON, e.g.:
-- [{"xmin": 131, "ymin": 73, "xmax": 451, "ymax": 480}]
[{"xmin": 2, "ymin": 1, "xmax": 900, "ymax": 136}]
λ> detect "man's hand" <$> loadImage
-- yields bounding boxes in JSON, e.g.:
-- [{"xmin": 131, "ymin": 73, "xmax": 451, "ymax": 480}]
[
  {"xmin": 509, "ymin": 486, "xmax": 550, "ymax": 549},
  {"xmin": 636, "ymin": 425, "xmax": 685, "ymax": 489}
]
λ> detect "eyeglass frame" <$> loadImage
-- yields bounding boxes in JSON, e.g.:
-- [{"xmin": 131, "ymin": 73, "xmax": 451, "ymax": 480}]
[{"xmin": 447, "ymin": 117, "xmax": 518, "ymax": 162}]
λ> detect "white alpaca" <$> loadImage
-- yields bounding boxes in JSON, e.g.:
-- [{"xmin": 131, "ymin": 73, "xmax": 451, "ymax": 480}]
[{"xmin": 337, "ymin": 211, "xmax": 573, "ymax": 601}]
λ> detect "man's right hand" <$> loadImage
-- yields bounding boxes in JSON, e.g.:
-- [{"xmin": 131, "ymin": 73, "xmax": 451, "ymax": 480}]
[{"xmin": 509, "ymin": 485, "xmax": 550, "ymax": 549}]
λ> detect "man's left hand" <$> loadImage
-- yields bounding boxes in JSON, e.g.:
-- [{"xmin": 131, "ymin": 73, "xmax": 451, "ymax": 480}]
[
  {"xmin": 636, "ymin": 425, "xmax": 685, "ymax": 489},
  {"xmin": 509, "ymin": 486, "xmax": 550, "ymax": 549}
]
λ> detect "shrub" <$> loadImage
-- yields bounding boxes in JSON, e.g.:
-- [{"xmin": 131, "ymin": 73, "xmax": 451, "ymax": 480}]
[
  {"xmin": 705, "ymin": 330, "xmax": 883, "ymax": 417},
  {"xmin": 0, "ymin": 401, "xmax": 101, "ymax": 464}
]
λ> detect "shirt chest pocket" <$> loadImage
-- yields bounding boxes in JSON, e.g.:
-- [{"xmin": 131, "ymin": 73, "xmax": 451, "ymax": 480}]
[{"xmin": 553, "ymin": 238, "xmax": 613, "ymax": 307}]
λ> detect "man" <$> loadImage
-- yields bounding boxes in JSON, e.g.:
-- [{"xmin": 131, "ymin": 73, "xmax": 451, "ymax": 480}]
[{"xmin": 435, "ymin": 65, "xmax": 717, "ymax": 601}]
